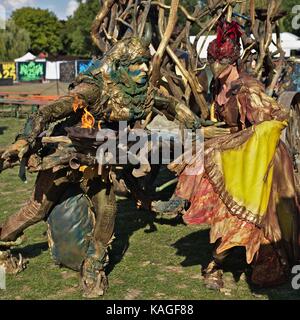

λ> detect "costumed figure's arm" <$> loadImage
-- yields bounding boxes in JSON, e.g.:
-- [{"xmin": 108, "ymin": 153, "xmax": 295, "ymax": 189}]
[
  {"xmin": 153, "ymin": 94, "xmax": 202, "ymax": 129},
  {"xmin": 20, "ymin": 81, "xmax": 101, "ymax": 147},
  {"xmin": 1, "ymin": 80, "xmax": 101, "ymax": 164},
  {"xmin": 153, "ymin": 94, "xmax": 231, "ymax": 138},
  {"xmin": 237, "ymin": 82, "xmax": 289, "ymax": 127}
]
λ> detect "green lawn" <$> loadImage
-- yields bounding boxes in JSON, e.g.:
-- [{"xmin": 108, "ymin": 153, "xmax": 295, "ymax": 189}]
[{"xmin": 0, "ymin": 118, "xmax": 299, "ymax": 300}]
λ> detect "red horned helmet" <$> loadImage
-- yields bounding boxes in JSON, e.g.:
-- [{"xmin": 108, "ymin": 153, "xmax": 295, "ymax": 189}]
[{"xmin": 207, "ymin": 19, "xmax": 243, "ymax": 65}]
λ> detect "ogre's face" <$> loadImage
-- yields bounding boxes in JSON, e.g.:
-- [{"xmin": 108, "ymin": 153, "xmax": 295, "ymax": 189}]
[{"xmin": 128, "ymin": 62, "xmax": 149, "ymax": 85}]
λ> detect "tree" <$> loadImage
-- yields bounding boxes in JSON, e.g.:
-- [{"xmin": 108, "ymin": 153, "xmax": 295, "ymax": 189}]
[
  {"xmin": 12, "ymin": 7, "xmax": 63, "ymax": 55},
  {"xmin": 62, "ymin": 0, "xmax": 100, "ymax": 57},
  {"xmin": 0, "ymin": 19, "xmax": 31, "ymax": 61},
  {"xmin": 63, "ymin": 0, "xmax": 202, "ymax": 57}
]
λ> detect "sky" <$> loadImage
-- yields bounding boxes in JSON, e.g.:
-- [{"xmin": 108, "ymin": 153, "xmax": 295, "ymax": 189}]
[{"xmin": 1, "ymin": 0, "xmax": 84, "ymax": 20}]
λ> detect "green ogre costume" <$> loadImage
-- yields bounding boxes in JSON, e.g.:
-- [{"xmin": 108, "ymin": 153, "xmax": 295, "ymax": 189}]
[{"xmin": 0, "ymin": 36, "xmax": 201, "ymax": 297}]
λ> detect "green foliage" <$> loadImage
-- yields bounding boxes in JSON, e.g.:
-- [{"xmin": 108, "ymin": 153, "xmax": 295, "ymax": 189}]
[
  {"xmin": 11, "ymin": 7, "xmax": 63, "ymax": 55},
  {"xmin": 0, "ymin": 20, "xmax": 31, "ymax": 61},
  {"xmin": 62, "ymin": 0, "xmax": 100, "ymax": 57}
]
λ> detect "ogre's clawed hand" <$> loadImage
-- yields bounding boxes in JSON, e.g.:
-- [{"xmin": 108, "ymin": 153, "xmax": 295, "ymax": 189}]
[
  {"xmin": 174, "ymin": 102, "xmax": 201, "ymax": 130},
  {"xmin": 1, "ymin": 139, "xmax": 29, "ymax": 162}
]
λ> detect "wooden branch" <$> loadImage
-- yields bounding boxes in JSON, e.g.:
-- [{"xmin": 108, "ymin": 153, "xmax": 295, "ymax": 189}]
[
  {"xmin": 165, "ymin": 45, "xmax": 208, "ymax": 118},
  {"xmin": 108, "ymin": 3, "xmax": 118, "ymax": 39},
  {"xmin": 151, "ymin": 0, "xmax": 179, "ymax": 86},
  {"xmin": 266, "ymin": 22, "xmax": 286, "ymax": 96},
  {"xmin": 132, "ymin": 0, "xmax": 138, "ymax": 36},
  {"xmin": 91, "ymin": 0, "xmax": 116, "ymax": 51},
  {"xmin": 250, "ymin": 0, "xmax": 255, "ymax": 29},
  {"xmin": 138, "ymin": 0, "xmax": 152, "ymax": 38},
  {"xmin": 42, "ymin": 136, "xmax": 72, "ymax": 144},
  {"xmin": 116, "ymin": 17, "xmax": 134, "ymax": 31}
]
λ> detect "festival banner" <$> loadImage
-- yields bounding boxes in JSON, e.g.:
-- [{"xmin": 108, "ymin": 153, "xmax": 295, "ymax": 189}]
[
  {"xmin": 60, "ymin": 61, "xmax": 76, "ymax": 83},
  {"xmin": 18, "ymin": 61, "xmax": 46, "ymax": 82},
  {"xmin": 77, "ymin": 60, "xmax": 93, "ymax": 75},
  {"xmin": 0, "ymin": 62, "xmax": 16, "ymax": 83}
]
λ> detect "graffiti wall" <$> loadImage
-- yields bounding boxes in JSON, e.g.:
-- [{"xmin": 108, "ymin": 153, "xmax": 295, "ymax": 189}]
[
  {"xmin": 18, "ymin": 61, "xmax": 46, "ymax": 82},
  {"xmin": 77, "ymin": 60, "xmax": 93, "ymax": 74},
  {"xmin": 60, "ymin": 61, "xmax": 76, "ymax": 83},
  {"xmin": 0, "ymin": 62, "xmax": 16, "ymax": 85}
]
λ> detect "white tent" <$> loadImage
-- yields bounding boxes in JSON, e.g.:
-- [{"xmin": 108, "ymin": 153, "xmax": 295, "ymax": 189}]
[
  {"xmin": 191, "ymin": 32, "xmax": 300, "ymax": 59},
  {"xmin": 14, "ymin": 52, "xmax": 36, "ymax": 62}
]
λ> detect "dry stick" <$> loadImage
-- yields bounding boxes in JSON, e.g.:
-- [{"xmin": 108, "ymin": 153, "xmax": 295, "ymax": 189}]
[
  {"xmin": 165, "ymin": 45, "xmax": 208, "ymax": 118},
  {"xmin": 163, "ymin": 66, "xmax": 185, "ymax": 100},
  {"xmin": 264, "ymin": 0, "xmax": 276, "ymax": 53},
  {"xmin": 226, "ymin": 4, "xmax": 233, "ymax": 22},
  {"xmin": 151, "ymin": 0, "xmax": 180, "ymax": 86},
  {"xmin": 156, "ymin": 2, "xmax": 227, "ymax": 118},
  {"xmin": 116, "ymin": 17, "xmax": 134, "ymax": 31},
  {"xmin": 254, "ymin": 0, "xmax": 278, "ymax": 78},
  {"xmin": 237, "ymin": 0, "xmax": 247, "ymax": 26},
  {"xmin": 42, "ymin": 136, "xmax": 73, "ymax": 144},
  {"xmin": 161, "ymin": 5, "xmax": 229, "ymax": 118},
  {"xmin": 170, "ymin": 5, "xmax": 203, "ymax": 51},
  {"xmin": 91, "ymin": 0, "xmax": 116, "ymax": 51},
  {"xmin": 108, "ymin": 3, "xmax": 118, "ymax": 40},
  {"xmin": 119, "ymin": 0, "xmax": 134, "ymax": 19},
  {"xmin": 184, "ymin": 21, "xmax": 197, "ymax": 106},
  {"xmin": 138, "ymin": 0, "xmax": 152, "ymax": 38},
  {"xmin": 266, "ymin": 22, "xmax": 285, "ymax": 96},
  {"xmin": 249, "ymin": 0, "xmax": 255, "ymax": 29},
  {"xmin": 147, "ymin": 0, "xmax": 205, "ymax": 27},
  {"xmin": 132, "ymin": 0, "xmax": 139, "ymax": 36}
]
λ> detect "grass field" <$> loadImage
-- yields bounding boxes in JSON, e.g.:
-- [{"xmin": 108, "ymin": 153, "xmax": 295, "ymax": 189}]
[{"xmin": 0, "ymin": 115, "xmax": 299, "ymax": 300}]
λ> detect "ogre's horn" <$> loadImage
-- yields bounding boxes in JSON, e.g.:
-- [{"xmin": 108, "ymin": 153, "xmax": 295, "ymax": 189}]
[{"xmin": 142, "ymin": 22, "xmax": 152, "ymax": 47}]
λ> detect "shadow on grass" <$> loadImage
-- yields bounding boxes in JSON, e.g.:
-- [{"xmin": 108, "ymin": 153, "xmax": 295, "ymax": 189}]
[
  {"xmin": 248, "ymin": 279, "xmax": 300, "ymax": 300},
  {"xmin": 106, "ymin": 198, "xmax": 156, "ymax": 275},
  {"xmin": 0, "ymin": 126, "xmax": 8, "ymax": 135},
  {"xmin": 12, "ymin": 241, "xmax": 48, "ymax": 259},
  {"xmin": 172, "ymin": 229, "xmax": 299, "ymax": 300}
]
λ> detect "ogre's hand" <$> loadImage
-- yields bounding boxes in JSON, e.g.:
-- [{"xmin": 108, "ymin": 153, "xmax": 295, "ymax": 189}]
[
  {"xmin": 201, "ymin": 122, "xmax": 231, "ymax": 139},
  {"xmin": 1, "ymin": 139, "xmax": 29, "ymax": 162},
  {"xmin": 175, "ymin": 103, "xmax": 201, "ymax": 129}
]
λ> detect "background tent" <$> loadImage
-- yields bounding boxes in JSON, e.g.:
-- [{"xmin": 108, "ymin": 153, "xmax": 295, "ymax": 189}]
[{"xmin": 14, "ymin": 52, "xmax": 36, "ymax": 62}]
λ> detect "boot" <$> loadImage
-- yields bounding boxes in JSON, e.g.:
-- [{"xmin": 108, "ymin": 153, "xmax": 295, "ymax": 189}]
[
  {"xmin": 203, "ymin": 260, "xmax": 224, "ymax": 291},
  {"xmin": 81, "ymin": 256, "xmax": 109, "ymax": 298},
  {"xmin": 151, "ymin": 194, "xmax": 186, "ymax": 216}
]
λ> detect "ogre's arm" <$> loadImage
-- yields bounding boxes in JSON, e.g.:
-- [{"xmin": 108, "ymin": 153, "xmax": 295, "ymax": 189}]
[
  {"xmin": 153, "ymin": 95, "xmax": 202, "ymax": 130},
  {"xmin": 18, "ymin": 82, "xmax": 100, "ymax": 147}
]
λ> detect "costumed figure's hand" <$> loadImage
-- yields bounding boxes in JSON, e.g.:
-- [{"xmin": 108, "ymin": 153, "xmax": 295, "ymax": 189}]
[
  {"xmin": 1, "ymin": 139, "xmax": 29, "ymax": 162},
  {"xmin": 201, "ymin": 122, "xmax": 231, "ymax": 139},
  {"xmin": 174, "ymin": 102, "xmax": 201, "ymax": 129}
]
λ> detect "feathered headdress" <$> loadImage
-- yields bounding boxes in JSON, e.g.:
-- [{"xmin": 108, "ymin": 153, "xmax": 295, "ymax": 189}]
[{"xmin": 207, "ymin": 19, "xmax": 243, "ymax": 64}]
